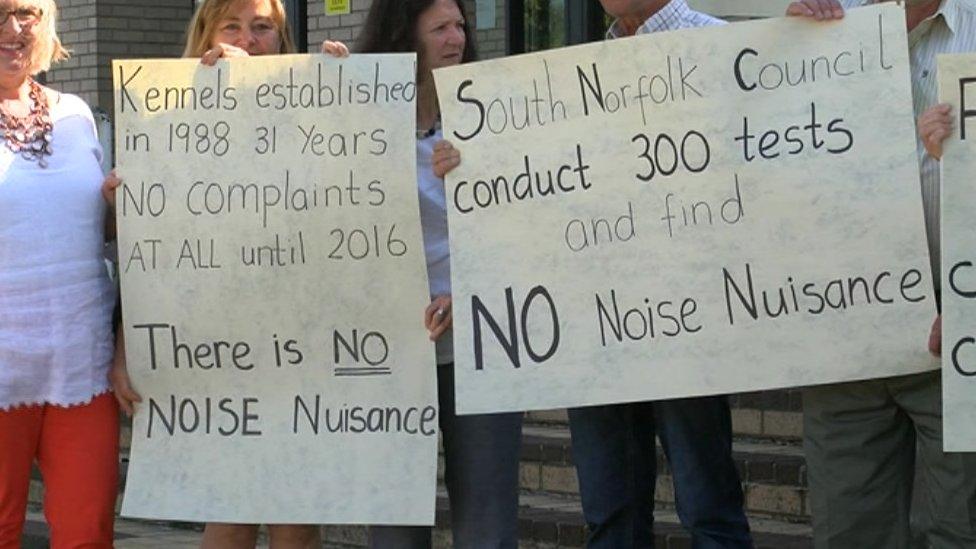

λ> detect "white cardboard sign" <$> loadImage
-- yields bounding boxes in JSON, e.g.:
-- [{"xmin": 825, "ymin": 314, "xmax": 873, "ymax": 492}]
[
  {"xmin": 939, "ymin": 53, "xmax": 976, "ymax": 452},
  {"xmin": 435, "ymin": 4, "xmax": 936, "ymax": 414},
  {"xmin": 114, "ymin": 54, "xmax": 438, "ymax": 523}
]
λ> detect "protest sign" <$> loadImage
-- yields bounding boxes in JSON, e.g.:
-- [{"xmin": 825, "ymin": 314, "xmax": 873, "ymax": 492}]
[
  {"xmin": 939, "ymin": 53, "xmax": 976, "ymax": 452},
  {"xmin": 435, "ymin": 4, "xmax": 936, "ymax": 414},
  {"xmin": 114, "ymin": 54, "xmax": 438, "ymax": 523}
]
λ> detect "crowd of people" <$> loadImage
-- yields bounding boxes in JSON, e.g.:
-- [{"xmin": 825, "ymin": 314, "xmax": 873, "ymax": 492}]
[{"xmin": 0, "ymin": 0, "xmax": 974, "ymax": 548}]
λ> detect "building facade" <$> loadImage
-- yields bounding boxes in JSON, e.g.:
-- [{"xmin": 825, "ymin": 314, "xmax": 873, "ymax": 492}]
[{"xmin": 47, "ymin": 0, "xmax": 789, "ymax": 118}]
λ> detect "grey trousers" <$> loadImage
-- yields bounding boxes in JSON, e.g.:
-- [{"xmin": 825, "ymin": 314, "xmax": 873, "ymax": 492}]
[
  {"xmin": 803, "ymin": 370, "xmax": 976, "ymax": 549},
  {"xmin": 369, "ymin": 364, "xmax": 523, "ymax": 549}
]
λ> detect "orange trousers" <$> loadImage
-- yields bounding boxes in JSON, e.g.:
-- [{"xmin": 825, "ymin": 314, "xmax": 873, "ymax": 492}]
[{"xmin": 0, "ymin": 392, "xmax": 119, "ymax": 549}]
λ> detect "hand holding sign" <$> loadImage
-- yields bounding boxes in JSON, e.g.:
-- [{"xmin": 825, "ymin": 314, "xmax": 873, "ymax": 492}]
[{"xmin": 918, "ymin": 103, "xmax": 953, "ymax": 160}]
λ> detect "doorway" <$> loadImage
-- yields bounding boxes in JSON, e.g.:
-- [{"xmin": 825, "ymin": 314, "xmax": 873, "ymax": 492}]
[{"xmin": 507, "ymin": 0, "xmax": 608, "ymax": 54}]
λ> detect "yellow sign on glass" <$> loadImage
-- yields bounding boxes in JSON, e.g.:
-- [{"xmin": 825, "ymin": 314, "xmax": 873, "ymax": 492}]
[{"xmin": 326, "ymin": 0, "xmax": 350, "ymax": 15}]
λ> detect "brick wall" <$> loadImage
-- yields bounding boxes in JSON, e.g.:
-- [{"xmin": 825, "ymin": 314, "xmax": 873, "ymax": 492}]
[
  {"xmin": 471, "ymin": 0, "xmax": 508, "ymax": 60},
  {"xmin": 46, "ymin": 0, "xmax": 193, "ymax": 114},
  {"xmin": 306, "ymin": 0, "xmax": 369, "ymax": 51},
  {"xmin": 45, "ymin": 0, "xmax": 99, "ymax": 105}
]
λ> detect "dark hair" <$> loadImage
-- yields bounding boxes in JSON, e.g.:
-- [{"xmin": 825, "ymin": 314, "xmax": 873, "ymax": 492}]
[{"xmin": 356, "ymin": 0, "xmax": 478, "ymax": 66}]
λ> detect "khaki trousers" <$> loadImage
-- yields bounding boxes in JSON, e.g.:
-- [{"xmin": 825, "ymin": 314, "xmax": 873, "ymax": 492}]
[{"xmin": 803, "ymin": 371, "xmax": 976, "ymax": 549}]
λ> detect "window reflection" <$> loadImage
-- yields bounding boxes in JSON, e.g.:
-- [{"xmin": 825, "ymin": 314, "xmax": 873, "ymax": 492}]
[{"xmin": 524, "ymin": 0, "xmax": 565, "ymax": 52}]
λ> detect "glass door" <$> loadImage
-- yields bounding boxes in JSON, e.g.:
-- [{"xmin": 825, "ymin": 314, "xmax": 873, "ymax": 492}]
[
  {"xmin": 525, "ymin": 0, "xmax": 566, "ymax": 52},
  {"xmin": 282, "ymin": 0, "xmax": 307, "ymax": 51},
  {"xmin": 508, "ymin": 0, "xmax": 609, "ymax": 54}
]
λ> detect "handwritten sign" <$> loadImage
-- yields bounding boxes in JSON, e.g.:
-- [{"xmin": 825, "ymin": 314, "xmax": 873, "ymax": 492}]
[
  {"xmin": 434, "ymin": 4, "xmax": 936, "ymax": 414},
  {"xmin": 113, "ymin": 55, "xmax": 438, "ymax": 523},
  {"xmin": 476, "ymin": 0, "xmax": 497, "ymax": 30},
  {"xmin": 939, "ymin": 53, "xmax": 976, "ymax": 452}
]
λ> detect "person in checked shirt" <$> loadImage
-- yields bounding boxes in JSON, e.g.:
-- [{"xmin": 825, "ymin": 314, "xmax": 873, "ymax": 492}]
[
  {"xmin": 566, "ymin": 6, "xmax": 754, "ymax": 549},
  {"xmin": 788, "ymin": 0, "xmax": 976, "ymax": 547}
]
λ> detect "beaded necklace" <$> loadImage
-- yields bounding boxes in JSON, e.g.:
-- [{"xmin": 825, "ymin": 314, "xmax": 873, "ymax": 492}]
[{"xmin": 0, "ymin": 79, "xmax": 53, "ymax": 168}]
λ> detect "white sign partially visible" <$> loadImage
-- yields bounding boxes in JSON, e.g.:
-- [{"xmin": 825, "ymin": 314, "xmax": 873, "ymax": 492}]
[
  {"xmin": 477, "ymin": 0, "xmax": 497, "ymax": 30},
  {"xmin": 938, "ymin": 53, "xmax": 976, "ymax": 452}
]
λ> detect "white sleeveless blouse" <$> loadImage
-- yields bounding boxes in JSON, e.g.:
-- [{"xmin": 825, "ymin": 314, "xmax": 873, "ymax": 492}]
[{"xmin": 0, "ymin": 92, "xmax": 116, "ymax": 409}]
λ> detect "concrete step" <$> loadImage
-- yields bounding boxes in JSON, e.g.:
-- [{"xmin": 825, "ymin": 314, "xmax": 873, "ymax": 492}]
[
  {"xmin": 36, "ymin": 423, "xmax": 809, "ymax": 521},
  {"xmin": 322, "ymin": 490, "xmax": 811, "ymax": 548},
  {"xmin": 27, "ymin": 391, "xmax": 813, "ymax": 547},
  {"xmin": 525, "ymin": 390, "xmax": 804, "ymax": 441},
  {"xmin": 728, "ymin": 389, "xmax": 804, "ymax": 441},
  {"xmin": 24, "ymin": 491, "xmax": 812, "ymax": 549},
  {"xmin": 519, "ymin": 425, "xmax": 809, "ymax": 520}
]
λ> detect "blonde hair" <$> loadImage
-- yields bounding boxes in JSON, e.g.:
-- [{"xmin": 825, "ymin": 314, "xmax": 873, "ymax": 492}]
[
  {"xmin": 183, "ymin": 0, "xmax": 296, "ymax": 57},
  {"xmin": 29, "ymin": 0, "xmax": 70, "ymax": 74}
]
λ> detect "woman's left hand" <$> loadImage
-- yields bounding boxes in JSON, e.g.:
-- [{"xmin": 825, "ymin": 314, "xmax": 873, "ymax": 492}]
[
  {"xmin": 101, "ymin": 169, "xmax": 121, "ymax": 208},
  {"xmin": 929, "ymin": 314, "xmax": 942, "ymax": 356},
  {"xmin": 425, "ymin": 294, "xmax": 453, "ymax": 341},
  {"xmin": 432, "ymin": 140, "xmax": 461, "ymax": 178},
  {"xmin": 109, "ymin": 330, "xmax": 142, "ymax": 417},
  {"xmin": 102, "ymin": 170, "xmax": 121, "ymax": 239},
  {"xmin": 200, "ymin": 42, "xmax": 250, "ymax": 66},
  {"xmin": 321, "ymin": 40, "xmax": 350, "ymax": 57}
]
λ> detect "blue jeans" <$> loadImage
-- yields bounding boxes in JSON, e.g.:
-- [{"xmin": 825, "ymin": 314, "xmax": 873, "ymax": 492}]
[
  {"xmin": 369, "ymin": 364, "xmax": 523, "ymax": 549},
  {"xmin": 568, "ymin": 396, "xmax": 752, "ymax": 549}
]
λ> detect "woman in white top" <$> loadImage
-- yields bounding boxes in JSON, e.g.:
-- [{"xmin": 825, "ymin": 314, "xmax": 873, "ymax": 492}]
[{"xmin": 0, "ymin": 1, "xmax": 120, "ymax": 547}]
